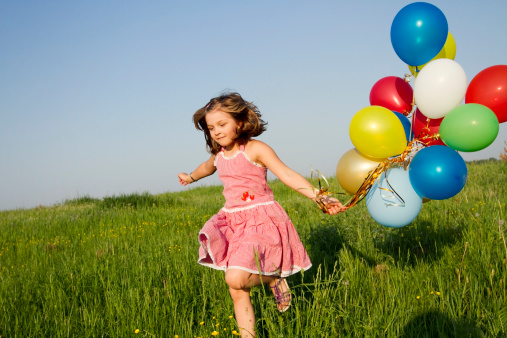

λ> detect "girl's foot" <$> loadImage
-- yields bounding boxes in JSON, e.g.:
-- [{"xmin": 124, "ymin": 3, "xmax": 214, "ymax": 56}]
[{"xmin": 270, "ymin": 278, "xmax": 291, "ymax": 312}]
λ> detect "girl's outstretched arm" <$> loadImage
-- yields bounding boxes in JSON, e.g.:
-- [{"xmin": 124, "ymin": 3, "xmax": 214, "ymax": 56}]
[
  {"xmin": 178, "ymin": 154, "xmax": 216, "ymax": 186},
  {"xmin": 248, "ymin": 140, "xmax": 345, "ymax": 214}
]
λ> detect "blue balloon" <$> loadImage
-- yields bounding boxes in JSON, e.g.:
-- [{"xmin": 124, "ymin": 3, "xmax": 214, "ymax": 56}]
[
  {"xmin": 409, "ymin": 145, "xmax": 468, "ymax": 200},
  {"xmin": 392, "ymin": 111, "xmax": 413, "ymax": 144},
  {"xmin": 390, "ymin": 2, "xmax": 448, "ymax": 66},
  {"xmin": 366, "ymin": 168, "xmax": 422, "ymax": 228}
]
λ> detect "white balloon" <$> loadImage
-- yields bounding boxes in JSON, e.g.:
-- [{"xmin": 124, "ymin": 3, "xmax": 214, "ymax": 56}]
[{"xmin": 414, "ymin": 59, "xmax": 467, "ymax": 119}]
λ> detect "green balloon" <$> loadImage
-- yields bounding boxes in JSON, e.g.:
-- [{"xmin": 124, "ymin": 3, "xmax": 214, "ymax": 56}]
[{"xmin": 439, "ymin": 103, "xmax": 499, "ymax": 152}]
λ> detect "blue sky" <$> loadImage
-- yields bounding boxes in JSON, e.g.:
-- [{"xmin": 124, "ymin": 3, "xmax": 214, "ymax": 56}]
[{"xmin": 1, "ymin": 1, "xmax": 506, "ymax": 211}]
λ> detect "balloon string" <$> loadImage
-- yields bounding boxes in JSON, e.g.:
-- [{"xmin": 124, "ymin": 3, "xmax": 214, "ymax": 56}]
[
  {"xmin": 342, "ymin": 136, "xmax": 433, "ymax": 210},
  {"xmin": 409, "ymin": 107, "xmax": 416, "ymax": 140},
  {"xmin": 379, "ymin": 184, "xmax": 405, "ymax": 207},
  {"xmin": 381, "ymin": 170, "xmax": 405, "ymax": 205},
  {"xmin": 403, "ymin": 73, "xmax": 415, "ymax": 116},
  {"xmin": 342, "ymin": 160, "xmax": 391, "ymax": 209}
]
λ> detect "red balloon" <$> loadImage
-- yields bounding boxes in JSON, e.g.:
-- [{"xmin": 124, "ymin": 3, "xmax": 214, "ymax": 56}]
[
  {"xmin": 465, "ymin": 65, "xmax": 507, "ymax": 123},
  {"xmin": 370, "ymin": 76, "xmax": 414, "ymax": 115},
  {"xmin": 412, "ymin": 108, "xmax": 445, "ymax": 146}
]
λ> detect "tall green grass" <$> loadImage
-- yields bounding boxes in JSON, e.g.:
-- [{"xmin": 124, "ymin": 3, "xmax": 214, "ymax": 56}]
[{"xmin": 1, "ymin": 160, "xmax": 506, "ymax": 337}]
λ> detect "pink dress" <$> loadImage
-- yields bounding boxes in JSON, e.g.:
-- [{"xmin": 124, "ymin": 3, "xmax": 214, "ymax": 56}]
[{"xmin": 198, "ymin": 145, "xmax": 312, "ymax": 277}]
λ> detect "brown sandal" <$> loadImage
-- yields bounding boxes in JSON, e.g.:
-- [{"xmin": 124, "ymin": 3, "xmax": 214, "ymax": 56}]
[{"xmin": 270, "ymin": 278, "xmax": 291, "ymax": 312}]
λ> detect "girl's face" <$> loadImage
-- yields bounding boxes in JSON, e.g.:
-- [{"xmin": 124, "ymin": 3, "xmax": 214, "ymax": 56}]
[{"xmin": 205, "ymin": 109, "xmax": 241, "ymax": 149}]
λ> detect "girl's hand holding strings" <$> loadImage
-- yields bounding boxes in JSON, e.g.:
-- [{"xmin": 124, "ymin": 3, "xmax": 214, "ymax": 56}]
[{"xmin": 318, "ymin": 195, "xmax": 347, "ymax": 215}]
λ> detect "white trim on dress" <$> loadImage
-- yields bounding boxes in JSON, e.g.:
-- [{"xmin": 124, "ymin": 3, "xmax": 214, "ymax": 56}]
[
  {"xmin": 215, "ymin": 151, "xmax": 265, "ymax": 168},
  {"xmin": 197, "ymin": 260, "xmax": 312, "ymax": 278},
  {"xmin": 221, "ymin": 201, "xmax": 275, "ymax": 213},
  {"xmin": 239, "ymin": 151, "xmax": 264, "ymax": 168}
]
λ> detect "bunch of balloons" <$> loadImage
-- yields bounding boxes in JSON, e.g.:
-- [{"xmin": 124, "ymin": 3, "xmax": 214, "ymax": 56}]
[{"xmin": 336, "ymin": 2, "xmax": 505, "ymax": 228}]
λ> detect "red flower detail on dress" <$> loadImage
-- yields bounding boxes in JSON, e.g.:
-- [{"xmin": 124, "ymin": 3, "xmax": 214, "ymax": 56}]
[{"xmin": 241, "ymin": 191, "xmax": 255, "ymax": 202}]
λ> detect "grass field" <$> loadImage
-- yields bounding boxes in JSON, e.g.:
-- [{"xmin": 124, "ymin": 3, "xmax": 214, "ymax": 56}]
[{"xmin": 1, "ymin": 159, "xmax": 506, "ymax": 337}]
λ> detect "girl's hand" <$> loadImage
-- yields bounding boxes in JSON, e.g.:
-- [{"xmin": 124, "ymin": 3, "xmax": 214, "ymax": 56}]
[
  {"xmin": 177, "ymin": 155, "xmax": 216, "ymax": 187},
  {"xmin": 319, "ymin": 195, "xmax": 347, "ymax": 215},
  {"xmin": 178, "ymin": 173, "xmax": 193, "ymax": 186}
]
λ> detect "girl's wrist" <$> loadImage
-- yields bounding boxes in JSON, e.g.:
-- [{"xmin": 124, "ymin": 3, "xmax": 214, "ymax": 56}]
[
  {"xmin": 189, "ymin": 172, "xmax": 197, "ymax": 182},
  {"xmin": 306, "ymin": 187, "xmax": 319, "ymax": 201}
]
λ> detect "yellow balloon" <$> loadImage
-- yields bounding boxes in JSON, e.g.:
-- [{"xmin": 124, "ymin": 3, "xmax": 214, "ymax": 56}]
[
  {"xmin": 349, "ymin": 106, "xmax": 407, "ymax": 159},
  {"xmin": 408, "ymin": 32, "xmax": 456, "ymax": 77},
  {"xmin": 336, "ymin": 148, "xmax": 385, "ymax": 194}
]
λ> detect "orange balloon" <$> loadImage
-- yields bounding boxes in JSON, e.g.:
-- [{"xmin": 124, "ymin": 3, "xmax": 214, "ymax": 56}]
[{"xmin": 336, "ymin": 148, "xmax": 385, "ymax": 194}]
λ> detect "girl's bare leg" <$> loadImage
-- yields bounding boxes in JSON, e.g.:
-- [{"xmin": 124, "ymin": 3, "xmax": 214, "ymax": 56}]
[
  {"xmin": 226, "ymin": 269, "xmax": 260, "ymax": 337},
  {"xmin": 228, "ymin": 287, "xmax": 255, "ymax": 337},
  {"xmin": 225, "ymin": 269, "xmax": 289, "ymax": 336}
]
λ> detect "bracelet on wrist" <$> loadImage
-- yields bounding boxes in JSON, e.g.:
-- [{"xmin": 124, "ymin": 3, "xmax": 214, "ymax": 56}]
[{"xmin": 189, "ymin": 172, "xmax": 197, "ymax": 182}]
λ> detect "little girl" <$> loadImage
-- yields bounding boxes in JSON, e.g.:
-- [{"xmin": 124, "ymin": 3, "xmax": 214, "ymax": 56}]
[{"xmin": 178, "ymin": 92, "xmax": 344, "ymax": 337}]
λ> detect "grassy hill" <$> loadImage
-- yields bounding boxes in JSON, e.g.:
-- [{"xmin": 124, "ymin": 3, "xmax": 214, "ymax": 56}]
[{"xmin": 1, "ymin": 159, "xmax": 506, "ymax": 337}]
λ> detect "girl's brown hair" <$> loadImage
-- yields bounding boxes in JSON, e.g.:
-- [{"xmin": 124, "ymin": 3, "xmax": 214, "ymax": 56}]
[{"xmin": 193, "ymin": 92, "xmax": 268, "ymax": 154}]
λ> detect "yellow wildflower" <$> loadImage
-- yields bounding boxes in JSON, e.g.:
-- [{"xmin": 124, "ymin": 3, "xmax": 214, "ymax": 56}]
[
  {"xmin": 199, "ymin": 322, "xmax": 204, "ymax": 325},
  {"xmin": 416, "ymin": 296, "xmax": 420, "ymax": 300},
  {"xmin": 211, "ymin": 331, "xmax": 219, "ymax": 336},
  {"xmin": 232, "ymin": 331, "xmax": 241, "ymax": 336},
  {"xmin": 134, "ymin": 329, "xmax": 140, "ymax": 334},
  {"xmin": 436, "ymin": 292, "xmax": 441, "ymax": 296},
  {"xmin": 229, "ymin": 315, "xmax": 233, "ymax": 319}
]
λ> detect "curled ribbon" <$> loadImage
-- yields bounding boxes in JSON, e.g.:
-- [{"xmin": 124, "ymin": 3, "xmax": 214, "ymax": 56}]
[
  {"xmin": 307, "ymin": 112, "xmax": 441, "ymax": 213},
  {"xmin": 341, "ymin": 133, "xmax": 439, "ymax": 210}
]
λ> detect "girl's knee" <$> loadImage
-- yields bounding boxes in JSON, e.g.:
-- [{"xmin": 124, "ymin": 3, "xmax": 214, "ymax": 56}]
[{"xmin": 225, "ymin": 269, "xmax": 250, "ymax": 290}]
